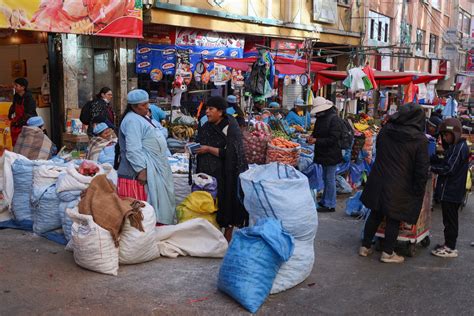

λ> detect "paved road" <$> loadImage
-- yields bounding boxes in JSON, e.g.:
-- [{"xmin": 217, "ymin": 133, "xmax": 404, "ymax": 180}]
[{"xmin": 1, "ymin": 196, "xmax": 473, "ymax": 315}]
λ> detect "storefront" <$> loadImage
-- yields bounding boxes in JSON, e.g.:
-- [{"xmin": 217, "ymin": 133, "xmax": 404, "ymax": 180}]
[{"xmin": 0, "ymin": 1, "xmax": 143, "ymax": 149}]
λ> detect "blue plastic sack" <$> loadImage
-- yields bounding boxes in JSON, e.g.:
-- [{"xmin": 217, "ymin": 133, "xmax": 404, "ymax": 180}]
[
  {"xmin": 345, "ymin": 191, "xmax": 370, "ymax": 218},
  {"xmin": 336, "ymin": 175, "xmax": 352, "ymax": 194},
  {"xmin": 31, "ymin": 185, "xmax": 62, "ymax": 234},
  {"xmin": 11, "ymin": 160, "xmax": 35, "ymax": 222},
  {"xmin": 218, "ymin": 218, "xmax": 294, "ymax": 313},
  {"xmin": 302, "ymin": 163, "xmax": 324, "ymax": 191},
  {"xmin": 191, "ymin": 174, "xmax": 218, "ymax": 199},
  {"xmin": 58, "ymin": 190, "xmax": 81, "ymax": 241}
]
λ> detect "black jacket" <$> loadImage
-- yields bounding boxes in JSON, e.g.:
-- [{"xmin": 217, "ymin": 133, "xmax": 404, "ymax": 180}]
[
  {"xmin": 431, "ymin": 139, "xmax": 469, "ymax": 204},
  {"xmin": 361, "ymin": 103, "xmax": 430, "ymax": 224},
  {"xmin": 8, "ymin": 91, "xmax": 38, "ymax": 126},
  {"xmin": 311, "ymin": 107, "xmax": 342, "ymax": 166}
]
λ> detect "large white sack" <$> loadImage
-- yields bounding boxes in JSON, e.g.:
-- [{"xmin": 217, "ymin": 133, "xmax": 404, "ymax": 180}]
[
  {"xmin": 156, "ymin": 218, "xmax": 228, "ymax": 258},
  {"xmin": 67, "ymin": 207, "xmax": 119, "ymax": 276},
  {"xmin": 173, "ymin": 173, "xmax": 191, "ymax": 206},
  {"xmin": 119, "ymin": 202, "xmax": 160, "ymax": 264},
  {"xmin": 33, "ymin": 164, "xmax": 68, "ymax": 189},
  {"xmin": 1, "ymin": 150, "xmax": 28, "ymax": 214},
  {"xmin": 56, "ymin": 162, "xmax": 117, "ymax": 193},
  {"xmin": 271, "ymin": 239, "xmax": 315, "ymax": 294},
  {"xmin": 239, "ymin": 163, "xmax": 318, "ymax": 293}
]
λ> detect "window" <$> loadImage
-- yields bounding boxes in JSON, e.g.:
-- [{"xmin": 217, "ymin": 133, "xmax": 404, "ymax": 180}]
[
  {"xmin": 370, "ymin": 19, "xmax": 375, "ymax": 39},
  {"xmin": 384, "ymin": 23, "xmax": 389, "ymax": 42},
  {"xmin": 431, "ymin": 0, "xmax": 440, "ymax": 10},
  {"xmin": 405, "ymin": 24, "xmax": 412, "ymax": 44},
  {"xmin": 416, "ymin": 29, "xmax": 425, "ymax": 52},
  {"xmin": 429, "ymin": 34, "xmax": 438, "ymax": 53},
  {"xmin": 462, "ymin": 14, "xmax": 470, "ymax": 34},
  {"xmin": 337, "ymin": 0, "xmax": 350, "ymax": 5},
  {"xmin": 378, "ymin": 21, "xmax": 382, "ymax": 41}
]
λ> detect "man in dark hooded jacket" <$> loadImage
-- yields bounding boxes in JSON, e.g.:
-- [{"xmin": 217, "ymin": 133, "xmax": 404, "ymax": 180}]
[
  {"xmin": 430, "ymin": 118, "xmax": 469, "ymax": 258},
  {"xmin": 359, "ymin": 103, "xmax": 430, "ymax": 263}
]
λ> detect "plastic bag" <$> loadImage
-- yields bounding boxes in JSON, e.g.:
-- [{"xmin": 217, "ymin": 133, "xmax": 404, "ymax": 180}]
[
  {"xmin": 176, "ymin": 191, "xmax": 218, "ymax": 228},
  {"xmin": 218, "ymin": 218, "xmax": 294, "ymax": 313},
  {"xmin": 345, "ymin": 191, "xmax": 370, "ymax": 218},
  {"xmin": 191, "ymin": 173, "xmax": 218, "ymax": 199},
  {"xmin": 336, "ymin": 175, "xmax": 352, "ymax": 194},
  {"xmin": 32, "ymin": 185, "xmax": 62, "ymax": 234}
]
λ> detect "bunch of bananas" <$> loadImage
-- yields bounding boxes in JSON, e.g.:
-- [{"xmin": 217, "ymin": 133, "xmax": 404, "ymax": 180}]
[{"xmin": 171, "ymin": 125, "xmax": 195, "ymax": 141}]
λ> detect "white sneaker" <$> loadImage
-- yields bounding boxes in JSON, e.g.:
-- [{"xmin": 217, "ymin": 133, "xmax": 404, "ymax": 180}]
[
  {"xmin": 380, "ymin": 252, "xmax": 405, "ymax": 263},
  {"xmin": 358, "ymin": 246, "xmax": 373, "ymax": 257},
  {"xmin": 431, "ymin": 246, "xmax": 458, "ymax": 258}
]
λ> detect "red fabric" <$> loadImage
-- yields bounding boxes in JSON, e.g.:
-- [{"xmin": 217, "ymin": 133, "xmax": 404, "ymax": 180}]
[
  {"xmin": 117, "ymin": 177, "xmax": 148, "ymax": 201},
  {"xmin": 362, "ymin": 66, "xmax": 378, "ymax": 89},
  {"xmin": 10, "ymin": 99, "xmax": 25, "ymax": 146},
  {"xmin": 403, "ymin": 82, "xmax": 418, "ymax": 103}
]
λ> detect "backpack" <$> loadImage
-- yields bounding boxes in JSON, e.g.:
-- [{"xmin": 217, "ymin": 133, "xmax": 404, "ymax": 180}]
[
  {"xmin": 333, "ymin": 116, "xmax": 354, "ymax": 150},
  {"xmin": 79, "ymin": 100, "xmax": 94, "ymax": 125}
]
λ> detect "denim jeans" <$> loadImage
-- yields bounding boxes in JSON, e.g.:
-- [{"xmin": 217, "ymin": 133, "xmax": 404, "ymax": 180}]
[{"xmin": 321, "ymin": 164, "xmax": 337, "ymax": 208}]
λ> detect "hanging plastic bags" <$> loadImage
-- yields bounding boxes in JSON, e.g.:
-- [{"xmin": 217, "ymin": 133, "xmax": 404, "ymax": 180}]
[{"xmin": 218, "ymin": 218, "xmax": 294, "ymax": 313}]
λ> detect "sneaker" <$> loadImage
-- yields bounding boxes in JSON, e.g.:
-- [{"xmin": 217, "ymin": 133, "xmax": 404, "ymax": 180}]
[
  {"xmin": 431, "ymin": 246, "xmax": 458, "ymax": 258},
  {"xmin": 359, "ymin": 246, "xmax": 373, "ymax": 257},
  {"xmin": 317, "ymin": 206, "xmax": 335, "ymax": 213},
  {"xmin": 380, "ymin": 252, "xmax": 405, "ymax": 263}
]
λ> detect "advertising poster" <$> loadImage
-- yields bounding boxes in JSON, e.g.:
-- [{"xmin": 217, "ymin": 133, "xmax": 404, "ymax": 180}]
[{"xmin": 0, "ymin": 0, "xmax": 143, "ymax": 38}]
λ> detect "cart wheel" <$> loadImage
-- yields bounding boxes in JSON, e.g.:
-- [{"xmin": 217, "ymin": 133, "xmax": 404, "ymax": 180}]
[
  {"xmin": 407, "ymin": 243, "xmax": 416, "ymax": 257},
  {"xmin": 420, "ymin": 236, "xmax": 431, "ymax": 248}
]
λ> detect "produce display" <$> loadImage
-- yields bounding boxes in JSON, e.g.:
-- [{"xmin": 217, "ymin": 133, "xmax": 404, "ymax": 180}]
[
  {"xmin": 171, "ymin": 125, "xmax": 195, "ymax": 141},
  {"xmin": 271, "ymin": 130, "xmax": 290, "ymax": 140},
  {"xmin": 266, "ymin": 138, "xmax": 301, "ymax": 166},
  {"xmin": 243, "ymin": 130, "xmax": 272, "ymax": 165}
]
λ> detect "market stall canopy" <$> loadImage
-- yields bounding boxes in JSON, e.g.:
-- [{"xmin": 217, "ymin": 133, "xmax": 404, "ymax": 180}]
[
  {"xmin": 206, "ymin": 57, "xmax": 335, "ymax": 75},
  {"xmin": 317, "ymin": 70, "xmax": 445, "ymax": 86},
  {"xmin": 0, "ymin": 1, "xmax": 143, "ymax": 38}
]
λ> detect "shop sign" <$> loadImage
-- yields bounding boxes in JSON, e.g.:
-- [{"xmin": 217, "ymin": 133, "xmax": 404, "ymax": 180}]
[
  {"xmin": 442, "ymin": 44, "xmax": 457, "ymax": 60},
  {"xmin": 136, "ymin": 44, "xmax": 243, "ymax": 78},
  {"xmin": 175, "ymin": 28, "xmax": 244, "ymax": 48},
  {"xmin": 313, "ymin": 0, "xmax": 337, "ymax": 24},
  {"xmin": 0, "ymin": 0, "xmax": 143, "ymax": 38},
  {"xmin": 299, "ymin": 74, "xmax": 309, "ymax": 87}
]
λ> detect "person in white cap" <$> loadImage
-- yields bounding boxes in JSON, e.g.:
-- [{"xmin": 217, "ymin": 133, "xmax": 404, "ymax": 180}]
[
  {"xmin": 13, "ymin": 116, "xmax": 55, "ymax": 160},
  {"xmin": 116, "ymin": 89, "xmax": 175, "ymax": 225},
  {"xmin": 307, "ymin": 96, "xmax": 342, "ymax": 213}
]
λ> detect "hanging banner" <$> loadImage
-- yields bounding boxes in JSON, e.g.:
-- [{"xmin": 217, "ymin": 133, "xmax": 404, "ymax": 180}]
[
  {"xmin": 135, "ymin": 44, "xmax": 244, "ymax": 77},
  {"xmin": 0, "ymin": 0, "xmax": 143, "ymax": 38},
  {"xmin": 175, "ymin": 28, "xmax": 244, "ymax": 48}
]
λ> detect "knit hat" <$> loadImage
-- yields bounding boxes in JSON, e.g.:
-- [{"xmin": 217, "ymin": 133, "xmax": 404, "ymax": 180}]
[
  {"xmin": 439, "ymin": 118, "xmax": 463, "ymax": 144},
  {"xmin": 294, "ymin": 97, "xmax": 306, "ymax": 107},
  {"xmin": 206, "ymin": 96, "xmax": 227, "ymax": 111},
  {"xmin": 93, "ymin": 122, "xmax": 109, "ymax": 135},
  {"xmin": 311, "ymin": 96, "xmax": 334, "ymax": 114},
  {"xmin": 427, "ymin": 115, "xmax": 443, "ymax": 128},
  {"xmin": 127, "ymin": 89, "xmax": 149, "ymax": 105},
  {"xmin": 269, "ymin": 101, "xmax": 280, "ymax": 108},
  {"xmin": 226, "ymin": 95, "xmax": 237, "ymax": 104},
  {"xmin": 14, "ymin": 77, "xmax": 28, "ymax": 89},
  {"xmin": 26, "ymin": 116, "xmax": 44, "ymax": 127}
]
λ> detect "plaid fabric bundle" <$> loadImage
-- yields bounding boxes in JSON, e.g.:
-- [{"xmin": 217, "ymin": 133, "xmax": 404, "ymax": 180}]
[
  {"xmin": 13, "ymin": 126, "xmax": 53, "ymax": 160},
  {"xmin": 86, "ymin": 134, "xmax": 117, "ymax": 161}
]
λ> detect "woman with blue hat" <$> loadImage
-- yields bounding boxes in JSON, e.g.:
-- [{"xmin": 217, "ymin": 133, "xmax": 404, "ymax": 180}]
[
  {"xmin": 285, "ymin": 97, "xmax": 311, "ymax": 129},
  {"xmin": 13, "ymin": 116, "xmax": 55, "ymax": 160},
  {"xmin": 86, "ymin": 123, "xmax": 118, "ymax": 165},
  {"xmin": 116, "ymin": 89, "xmax": 175, "ymax": 224}
]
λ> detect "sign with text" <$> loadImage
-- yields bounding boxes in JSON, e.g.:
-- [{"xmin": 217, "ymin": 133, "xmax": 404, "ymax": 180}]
[{"xmin": 313, "ymin": 0, "xmax": 337, "ymax": 24}]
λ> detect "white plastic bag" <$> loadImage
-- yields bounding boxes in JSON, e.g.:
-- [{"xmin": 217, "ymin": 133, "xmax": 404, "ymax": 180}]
[
  {"xmin": 67, "ymin": 207, "xmax": 119, "ymax": 276},
  {"xmin": 119, "ymin": 202, "xmax": 160, "ymax": 265}
]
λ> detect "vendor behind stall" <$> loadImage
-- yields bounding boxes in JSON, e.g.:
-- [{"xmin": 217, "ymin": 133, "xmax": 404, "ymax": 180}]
[
  {"xmin": 86, "ymin": 123, "xmax": 117, "ymax": 165},
  {"xmin": 8, "ymin": 78, "xmax": 38, "ymax": 147},
  {"xmin": 13, "ymin": 116, "xmax": 55, "ymax": 160},
  {"xmin": 285, "ymin": 97, "xmax": 311, "ymax": 129}
]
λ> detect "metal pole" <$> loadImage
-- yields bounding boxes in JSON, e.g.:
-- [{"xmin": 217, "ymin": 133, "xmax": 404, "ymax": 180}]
[{"xmin": 398, "ymin": 0, "xmax": 407, "ymax": 104}]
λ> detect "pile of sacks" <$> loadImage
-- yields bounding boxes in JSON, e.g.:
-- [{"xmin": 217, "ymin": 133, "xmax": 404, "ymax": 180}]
[{"xmin": 218, "ymin": 163, "xmax": 318, "ymax": 313}]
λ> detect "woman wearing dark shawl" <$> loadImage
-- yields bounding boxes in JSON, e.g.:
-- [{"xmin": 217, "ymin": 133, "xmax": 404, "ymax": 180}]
[{"xmin": 195, "ymin": 96, "xmax": 248, "ymax": 241}]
